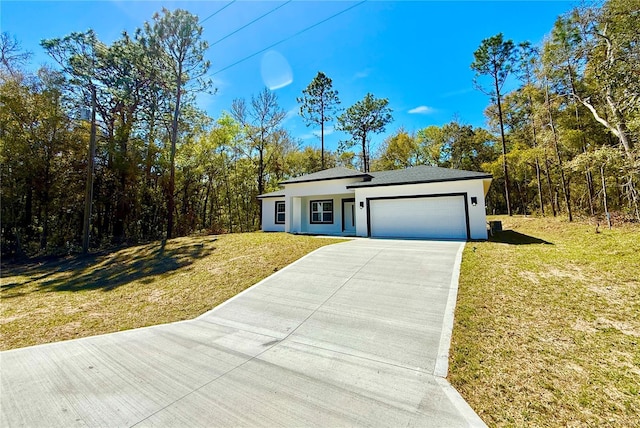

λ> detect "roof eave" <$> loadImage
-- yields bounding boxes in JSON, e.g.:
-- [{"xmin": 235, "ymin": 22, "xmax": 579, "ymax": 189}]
[
  {"xmin": 281, "ymin": 174, "xmax": 372, "ymax": 185},
  {"xmin": 346, "ymin": 174, "xmax": 493, "ymax": 189},
  {"xmin": 257, "ymin": 193, "xmax": 285, "ymax": 199},
  {"xmin": 482, "ymin": 177, "xmax": 493, "ymax": 196}
]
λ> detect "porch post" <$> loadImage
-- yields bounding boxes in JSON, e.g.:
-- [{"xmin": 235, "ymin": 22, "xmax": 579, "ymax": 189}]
[{"xmin": 285, "ymin": 196, "xmax": 291, "ymax": 233}]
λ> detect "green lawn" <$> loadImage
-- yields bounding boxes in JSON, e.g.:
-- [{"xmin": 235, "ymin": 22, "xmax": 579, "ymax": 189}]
[
  {"xmin": 450, "ymin": 216, "xmax": 640, "ymax": 427},
  {"xmin": 0, "ymin": 233, "xmax": 344, "ymax": 350}
]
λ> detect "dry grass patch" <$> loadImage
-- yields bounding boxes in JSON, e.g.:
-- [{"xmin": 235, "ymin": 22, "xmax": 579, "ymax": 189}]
[
  {"xmin": 450, "ymin": 216, "xmax": 640, "ymax": 427},
  {"xmin": 1, "ymin": 233, "xmax": 345, "ymax": 350}
]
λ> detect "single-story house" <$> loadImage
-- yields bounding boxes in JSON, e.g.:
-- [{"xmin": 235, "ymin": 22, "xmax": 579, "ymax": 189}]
[{"xmin": 258, "ymin": 165, "xmax": 492, "ymax": 240}]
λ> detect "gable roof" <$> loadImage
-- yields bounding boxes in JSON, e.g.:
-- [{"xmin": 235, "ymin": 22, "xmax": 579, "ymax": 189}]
[
  {"xmin": 257, "ymin": 189, "xmax": 285, "ymax": 199},
  {"xmin": 280, "ymin": 167, "xmax": 371, "ymax": 185},
  {"xmin": 346, "ymin": 165, "xmax": 492, "ymax": 188}
]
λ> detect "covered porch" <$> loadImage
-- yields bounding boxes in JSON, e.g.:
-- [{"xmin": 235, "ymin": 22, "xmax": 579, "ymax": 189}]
[{"xmin": 286, "ymin": 193, "xmax": 357, "ymax": 236}]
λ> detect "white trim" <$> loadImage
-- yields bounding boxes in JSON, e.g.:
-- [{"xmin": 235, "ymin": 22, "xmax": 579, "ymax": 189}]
[
  {"xmin": 434, "ymin": 241, "xmax": 465, "ymax": 377},
  {"xmin": 275, "ymin": 200, "xmax": 285, "ymax": 224},
  {"xmin": 435, "ymin": 377, "xmax": 487, "ymax": 427},
  {"xmin": 310, "ymin": 199, "xmax": 334, "ymax": 224},
  {"xmin": 432, "ymin": 241, "xmax": 487, "ymax": 427}
]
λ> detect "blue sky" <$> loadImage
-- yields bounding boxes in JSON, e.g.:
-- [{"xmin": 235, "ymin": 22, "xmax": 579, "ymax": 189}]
[{"xmin": 2, "ymin": 0, "xmax": 574, "ymax": 153}]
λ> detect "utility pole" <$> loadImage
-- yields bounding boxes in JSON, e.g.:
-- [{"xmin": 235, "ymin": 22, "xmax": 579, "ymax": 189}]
[{"xmin": 82, "ymin": 86, "xmax": 97, "ymax": 254}]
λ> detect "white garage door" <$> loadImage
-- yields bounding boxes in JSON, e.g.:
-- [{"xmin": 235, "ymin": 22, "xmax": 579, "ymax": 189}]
[{"xmin": 369, "ymin": 195, "xmax": 468, "ymax": 239}]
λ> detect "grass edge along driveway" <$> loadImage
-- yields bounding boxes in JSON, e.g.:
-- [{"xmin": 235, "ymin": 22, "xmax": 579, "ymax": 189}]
[
  {"xmin": 450, "ymin": 215, "xmax": 640, "ymax": 427},
  {"xmin": 1, "ymin": 233, "xmax": 345, "ymax": 350}
]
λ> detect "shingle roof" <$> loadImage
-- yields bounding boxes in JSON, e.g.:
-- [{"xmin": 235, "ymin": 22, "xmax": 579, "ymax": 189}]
[
  {"xmin": 280, "ymin": 167, "xmax": 371, "ymax": 184},
  {"xmin": 346, "ymin": 165, "xmax": 492, "ymax": 188},
  {"xmin": 257, "ymin": 189, "xmax": 285, "ymax": 198}
]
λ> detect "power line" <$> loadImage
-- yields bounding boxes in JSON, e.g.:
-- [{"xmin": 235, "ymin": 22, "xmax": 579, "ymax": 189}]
[
  {"xmin": 200, "ymin": 0, "xmax": 236, "ymax": 24},
  {"xmin": 211, "ymin": 0, "xmax": 293, "ymax": 47},
  {"xmin": 210, "ymin": 1, "xmax": 367, "ymax": 76}
]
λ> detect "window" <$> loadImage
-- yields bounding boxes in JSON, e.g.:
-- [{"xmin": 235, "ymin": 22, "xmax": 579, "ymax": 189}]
[
  {"xmin": 310, "ymin": 200, "xmax": 333, "ymax": 224},
  {"xmin": 275, "ymin": 201, "xmax": 285, "ymax": 224}
]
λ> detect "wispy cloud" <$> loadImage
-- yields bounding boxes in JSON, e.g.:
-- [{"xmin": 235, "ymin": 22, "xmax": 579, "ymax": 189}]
[
  {"xmin": 313, "ymin": 126, "xmax": 335, "ymax": 137},
  {"xmin": 283, "ymin": 107, "xmax": 299, "ymax": 124},
  {"xmin": 408, "ymin": 105, "xmax": 436, "ymax": 115},
  {"xmin": 301, "ymin": 126, "xmax": 335, "ymax": 140},
  {"xmin": 353, "ymin": 68, "xmax": 371, "ymax": 80},
  {"xmin": 195, "ymin": 91, "xmax": 217, "ymax": 111},
  {"xmin": 210, "ymin": 76, "xmax": 229, "ymax": 95}
]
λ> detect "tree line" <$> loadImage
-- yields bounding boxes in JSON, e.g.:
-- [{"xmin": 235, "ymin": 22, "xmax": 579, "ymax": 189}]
[
  {"xmin": 469, "ymin": 0, "xmax": 639, "ymax": 221},
  {"xmin": 1, "ymin": 0, "xmax": 637, "ymax": 258}
]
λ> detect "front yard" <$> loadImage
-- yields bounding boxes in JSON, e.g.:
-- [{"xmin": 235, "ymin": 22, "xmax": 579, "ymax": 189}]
[
  {"xmin": 451, "ymin": 216, "xmax": 640, "ymax": 427},
  {"xmin": 0, "ymin": 233, "xmax": 344, "ymax": 350},
  {"xmin": 3, "ymin": 216, "xmax": 639, "ymax": 426}
]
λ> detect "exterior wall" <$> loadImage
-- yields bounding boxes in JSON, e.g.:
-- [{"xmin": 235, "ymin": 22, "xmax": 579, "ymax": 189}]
[
  {"xmin": 297, "ymin": 194, "xmax": 354, "ymax": 235},
  {"xmin": 353, "ymin": 179, "xmax": 488, "ymax": 240},
  {"xmin": 287, "ymin": 196, "xmax": 303, "ymax": 234},
  {"xmin": 260, "ymin": 197, "xmax": 285, "ymax": 232},
  {"xmin": 284, "ymin": 178, "xmax": 359, "ymax": 197},
  {"xmin": 283, "ymin": 178, "xmax": 357, "ymax": 235}
]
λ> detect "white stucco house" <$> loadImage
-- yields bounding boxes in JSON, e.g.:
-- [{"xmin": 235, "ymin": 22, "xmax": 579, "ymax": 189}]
[{"xmin": 258, "ymin": 165, "xmax": 492, "ymax": 240}]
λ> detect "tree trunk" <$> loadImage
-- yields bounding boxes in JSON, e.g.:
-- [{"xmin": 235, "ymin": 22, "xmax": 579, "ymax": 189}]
[
  {"xmin": 167, "ymin": 65, "xmax": 183, "ymax": 240},
  {"xmin": 579, "ymin": 92, "xmax": 635, "ymax": 160},
  {"xmin": 82, "ymin": 86, "xmax": 97, "ymax": 254},
  {"xmin": 226, "ymin": 166, "xmax": 233, "ymax": 233},
  {"xmin": 40, "ymin": 199, "xmax": 49, "ymax": 251},
  {"xmin": 258, "ymin": 143, "xmax": 264, "ymax": 229},
  {"xmin": 202, "ymin": 176, "xmax": 211, "ymax": 229},
  {"xmin": 527, "ymin": 92, "xmax": 544, "ymax": 215},
  {"xmin": 211, "ymin": 179, "xmax": 220, "ymax": 231},
  {"xmin": 24, "ymin": 181, "xmax": 33, "ymax": 234},
  {"xmin": 545, "ymin": 82, "xmax": 572, "ymax": 221},
  {"xmin": 543, "ymin": 156, "xmax": 557, "ymax": 217},
  {"xmin": 146, "ymin": 103, "xmax": 156, "ymax": 186},
  {"xmin": 625, "ymin": 175, "xmax": 640, "ymax": 221},
  {"xmin": 361, "ymin": 135, "xmax": 369, "ymax": 173},
  {"xmin": 567, "ymin": 72, "xmax": 596, "ymax": 217},
  {"xmin": 600, "ymin": 165, "xmax": 611, "ymax": 229},
  {"xmin": 495, "ymin": 76, "xmax": 511, "ymax": 216},
  {"xmin": 535, "ymin": 158, "xmax": 544, "ymax": 214},
  {"xmin": 321, "ymin": 108, "xmax": 325, "ymax": 170},
  {"xmin": 532, "ymin": 127, "xmax": 544, "ymax": 215},
  {"xmin": 585, "ymin": 167, "xmax": 595, "ymax": 216},
  {"xmin": 114, "ymin": 173, "xmax": 126, "ymax": 243}
]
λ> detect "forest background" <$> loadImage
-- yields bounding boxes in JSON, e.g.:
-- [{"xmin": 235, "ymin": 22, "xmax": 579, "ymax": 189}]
[{"xmin": 1, "ymin": 0, "xmax": 637, "ymax": 258}]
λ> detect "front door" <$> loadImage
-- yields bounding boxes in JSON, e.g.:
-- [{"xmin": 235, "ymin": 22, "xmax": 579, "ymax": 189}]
[{"xmin": 342, "ymin": 199, "xmax": 356, "ymax": 234}]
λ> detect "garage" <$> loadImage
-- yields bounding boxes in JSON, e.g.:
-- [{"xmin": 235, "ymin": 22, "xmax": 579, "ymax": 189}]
[{"xmin": 368, "ymin": 194, "xmax": 469, "ymax": 240}]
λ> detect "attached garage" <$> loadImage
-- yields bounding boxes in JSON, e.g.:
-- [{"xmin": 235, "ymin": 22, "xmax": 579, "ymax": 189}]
[{"xmin": 368, "ymin": 194, "xmax": 469, "ymax": 240}]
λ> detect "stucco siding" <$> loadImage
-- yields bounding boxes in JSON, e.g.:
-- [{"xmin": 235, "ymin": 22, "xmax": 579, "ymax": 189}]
[
  {"xmin": 297, "ymin": 194, "xmax": 352, "ymax": 235},
  {"xmin": 261, "ymin": 197, "xmax": 285, "ymax": 232},
  {"xmin": 285, "ymin": 178, "xmax": 359, "ymax": 197}
]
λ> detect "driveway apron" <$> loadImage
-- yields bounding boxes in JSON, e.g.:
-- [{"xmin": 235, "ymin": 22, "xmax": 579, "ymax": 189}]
[{"xmin": 1, "ymin": 239, "xmax": 485, "ymax": 427}]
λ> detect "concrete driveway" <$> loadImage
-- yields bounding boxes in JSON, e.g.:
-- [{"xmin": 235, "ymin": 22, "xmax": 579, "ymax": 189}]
[{"xmin": 1, "ymin": 239, "xmax": 485, "ymax": 427}]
